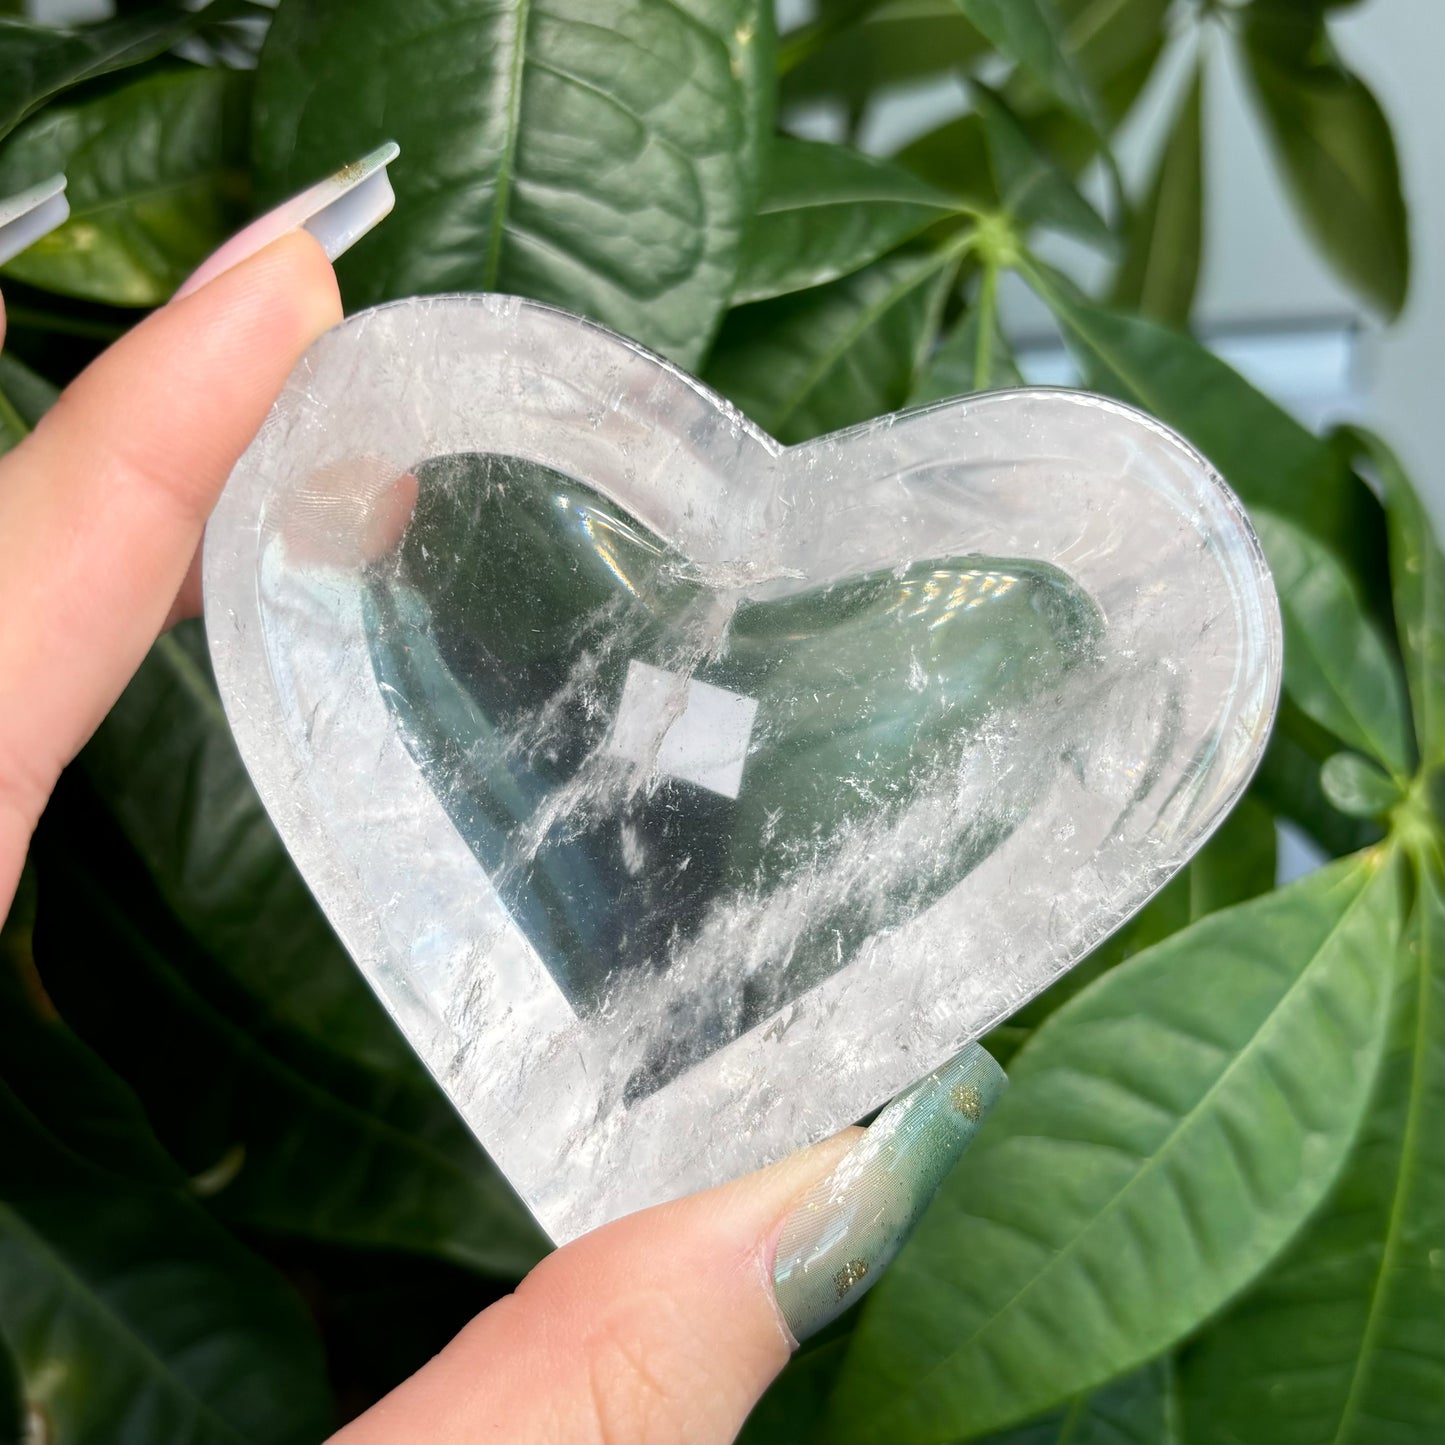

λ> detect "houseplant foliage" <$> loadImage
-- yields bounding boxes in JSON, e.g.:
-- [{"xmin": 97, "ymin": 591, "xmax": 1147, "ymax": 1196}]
[{"xmin": 0, "ymin": 0, "xmax": 1440, "ymax": 1440}]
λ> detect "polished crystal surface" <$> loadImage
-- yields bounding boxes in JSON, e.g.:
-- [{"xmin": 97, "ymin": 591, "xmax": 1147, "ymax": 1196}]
[{"xmin": 204, "ymin": 294, "xmax": 1281, "ymax": 1242}]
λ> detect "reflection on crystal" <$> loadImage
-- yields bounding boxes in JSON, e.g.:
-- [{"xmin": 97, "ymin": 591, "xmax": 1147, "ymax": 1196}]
[{"xmin": 363, "ymin": 453, "xmax": 1103, "ymax": 1094}]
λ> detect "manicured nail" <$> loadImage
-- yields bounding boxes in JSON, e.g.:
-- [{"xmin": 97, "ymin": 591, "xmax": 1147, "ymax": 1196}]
[
  {"xmin": 172, "ymin": 141, "xmax": 399, "ymax": 300},
  {"xmin": 772, "ymin": 1043, "xmax": 1006, "ymax": 1343},
  {"xmin": 0, "ymin": 175, "xmax": 69, "ymax": 268}
]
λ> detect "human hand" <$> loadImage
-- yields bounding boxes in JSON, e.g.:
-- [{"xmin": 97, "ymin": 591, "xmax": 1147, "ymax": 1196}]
[{"xmin": 0, "ymin": 163, "xmax": 1003, "ymax": 1444}]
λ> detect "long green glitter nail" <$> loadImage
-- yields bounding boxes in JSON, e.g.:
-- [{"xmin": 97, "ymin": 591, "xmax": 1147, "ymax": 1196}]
[{"xmin": 772, "ymin": 1043, "xmax": 1006, "ymax": 1343}]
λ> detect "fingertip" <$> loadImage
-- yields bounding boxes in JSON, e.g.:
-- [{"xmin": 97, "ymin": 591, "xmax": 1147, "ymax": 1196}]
[{"xmin": 170, "ymin": 228, "xmax": 342, "ymax": 346}]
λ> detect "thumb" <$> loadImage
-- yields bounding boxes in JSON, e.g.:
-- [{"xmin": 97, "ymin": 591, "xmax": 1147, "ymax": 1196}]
[{"xmin": 333, "ymin": 1046, "xmax": 1005, "ymax": 1445}]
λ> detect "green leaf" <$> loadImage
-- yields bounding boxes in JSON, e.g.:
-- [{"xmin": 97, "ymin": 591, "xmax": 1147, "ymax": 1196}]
[
  {"xmin": 2, "ymin": 867, "xmax": 178, "ymax": 1189},
  {"xmin": 0, "ymin": 6, "xmax": 210, "ymax": 142},
  {"xmin": 893, "ymin": 112, "xmax": 996, "ymax": 204},
  {"xmin": 1019, "ymin": 261, "xmax": 1388, "ymax": 606},
  {"xmin": 740, "ymin": 1330, "xmax": 853, "ymax": 1445},
  {"xmin": 1332, "ymin": 426, "xmax": 1444, "ymax": 772},
  {"xmin": 33, "ymin": 779, "xmax": 549, "ymax": 1279},
  {"xmin": 825, "ymin": 850, "xmax": 1402, "ymax": 1442},
  {"xmin": 1255, "ymin": 700, "xmax": 1384, "ymax": 859},
  {"xmin": 0, "ymin": 352, "xmax": 56, "ymax": 453},
  {"xmin": 252, "ymin": 0, "xmax": 772, "ymax": 368},
  {"xmin": 1002, "ymin": 0, "xmax": 1171, "ymax": 178},
  {"xmin": 1179, "ymin": 851, "xmax": 1442, "ymax": 1444},
  {"xmin": 1189, "ymin": 790, "xmax": 1278, "ymax": 918},
  {"xmin": 735, "ymin": 137, "xmax": 961, "ymax": 303},
  {"xmin": 1110, "ymin": 62, "xmax": 1202, "ymax": 325},
  {"xmin": 973, "ymin": 80, "xmax": 1112, "ymax": 248},
  {"xmin": 1321, "ymin": 751, "xmax": 1404, "ymax": 820},
  {"xmin": 1252, "ymin": 510, "xmax": 1413, "ymax": 781},
  {"xmin": 0, "ymin": 68, "xmax": 250, "ymax": 306},
  {"xmin": 910, "ymin": 271, "xmax": 1023, "ymax": 402},
  {"xmin": 1, "ymin": 878, "xmax": 334, "ymax": 1445},
  {"xmin": 949, "ymin": 0, "xmax": 1099, "ymax": 127},
  {"xmin": 781, "ymin": 0, "xmax": 987, "ymax": 109},
  {"xmin": 986, "ymin": 1355, "xmax": 1182, "ymax": 1444},
  {"xmin": 705, "ymin": 245, "xmax": 956, "ymax": 442},
  {"xmin": 1048, "ymin": 0, "xmax": 1169, "ymax": 110},
  {"xmin": 1240, "ymin": 0, "xmax": 1408, "ymax": 318}
]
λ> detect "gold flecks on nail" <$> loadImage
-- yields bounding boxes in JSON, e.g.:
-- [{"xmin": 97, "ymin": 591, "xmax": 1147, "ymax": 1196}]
[
  {"xmin": 834, "ymin": 1258, "xmax": 870, "ymax": 1299},
  {"xmin": 950, "ymin": 1082, "xmax": 984, "ymax": 1120}
]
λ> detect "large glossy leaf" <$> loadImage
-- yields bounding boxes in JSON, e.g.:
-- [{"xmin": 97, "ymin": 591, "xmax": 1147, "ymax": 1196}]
[
  {"xmin": 824, "ymin": 851, "xmax": 1402, "ymax": 1442},
  {"xmin": 735, "ymin": 137, "xmax": 960, "ymax": 303},
  {"xmin": 910, "ymin": 272, "xmax": 1022, "ymax": 402},
  {"xmin": 0, "ymin": 68, "xmax": 249, "ymax": 306},
  {"xmin": 1, "ymin": 878, "xmax": 334, "ymax": 1445},
  {"xmin": 972, "ymin": 81, "xmax": 1111, "ymax": 248},
  {"xmin": 1179, "ymin": 852, "xmax": 1443, "ymax": 1444},
  {"xmin": 0, "ymin": 353, "xmax": 56, "ymax": 453},
  {"xmin": 1241, "ymin": 0, "xmax": 1408, "ymax": 318},
  {"xmin": 1333, "ymin": 426, "xmax": 1444, "ymax": 772},
  {"xmin": 1252, "ymin": 510, "xmax": 1413, "ymax": 782},
  {"xmin": 252, "ymin": 0, "xmax": 770, "ymax": 367},
  {"xmin": 1110, "ymin": 63, "xmax": 1202, "ymax": 325},
  {"xmin": 34, "ymin": 773, "xmax": 548, "ymax": 1278},
  {"xmin": 1020, "ymin": 259, "xmax": 1388, "ymax": 603},
  {"xmin": 987, "ymin": 1355, "xmax": 1181, "ymax": 1444},
  {"xmin": 705, "ymin": 245, "xmax": 956, "ymax": 442},
  {"xmin": 740, "ymin": 1329, "xmax": 854, "ymax": 1445},
  {"xmin": 0, "ymin": 6, "xmax": 216, "ymax": 140}
]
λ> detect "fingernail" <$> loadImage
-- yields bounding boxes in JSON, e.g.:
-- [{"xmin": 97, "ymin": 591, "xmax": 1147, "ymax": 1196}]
[
  {"xmin": 0, "ymin": 175, "xmax": 69, "ymax": 268},
  {"xmin": 772, "ymin": 1043, "xmax": 1006, "ymax": 1344},
  {"xmin": 172, "ymin": 141, "xmax": 399, "ymax": 301}
]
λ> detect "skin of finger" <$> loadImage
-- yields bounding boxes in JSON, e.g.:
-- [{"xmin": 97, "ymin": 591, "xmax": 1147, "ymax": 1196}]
[
  {"xmin": 332, "ymin": 1129, "xmax": 863, "ymax": 1445},
  {"xmin": 0, "ymin": 231, "xmax": 340, "ymax": 903}
]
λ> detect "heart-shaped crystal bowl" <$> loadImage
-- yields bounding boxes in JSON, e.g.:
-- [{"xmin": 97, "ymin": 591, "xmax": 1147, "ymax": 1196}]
[{"xmin": 204, "ymin": 293, "xmax": 1281, "ymax": 1242}]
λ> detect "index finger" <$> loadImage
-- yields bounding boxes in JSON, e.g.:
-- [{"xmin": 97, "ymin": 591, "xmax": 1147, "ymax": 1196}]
[{"xmin": 0, "ymin": 231, "xmax": 341, "ymax": 898}]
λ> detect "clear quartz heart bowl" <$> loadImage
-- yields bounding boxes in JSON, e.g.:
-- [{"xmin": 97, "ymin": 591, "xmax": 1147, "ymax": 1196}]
[{"xmin": 204, "ymin": 294, "xmax": 1281, "ymax": 1241}]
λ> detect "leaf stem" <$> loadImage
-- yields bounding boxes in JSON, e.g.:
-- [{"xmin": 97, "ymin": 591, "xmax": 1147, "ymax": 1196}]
[{"xmin": 973, "ymin": 263, "xmax": 999, "ymax": 392}]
